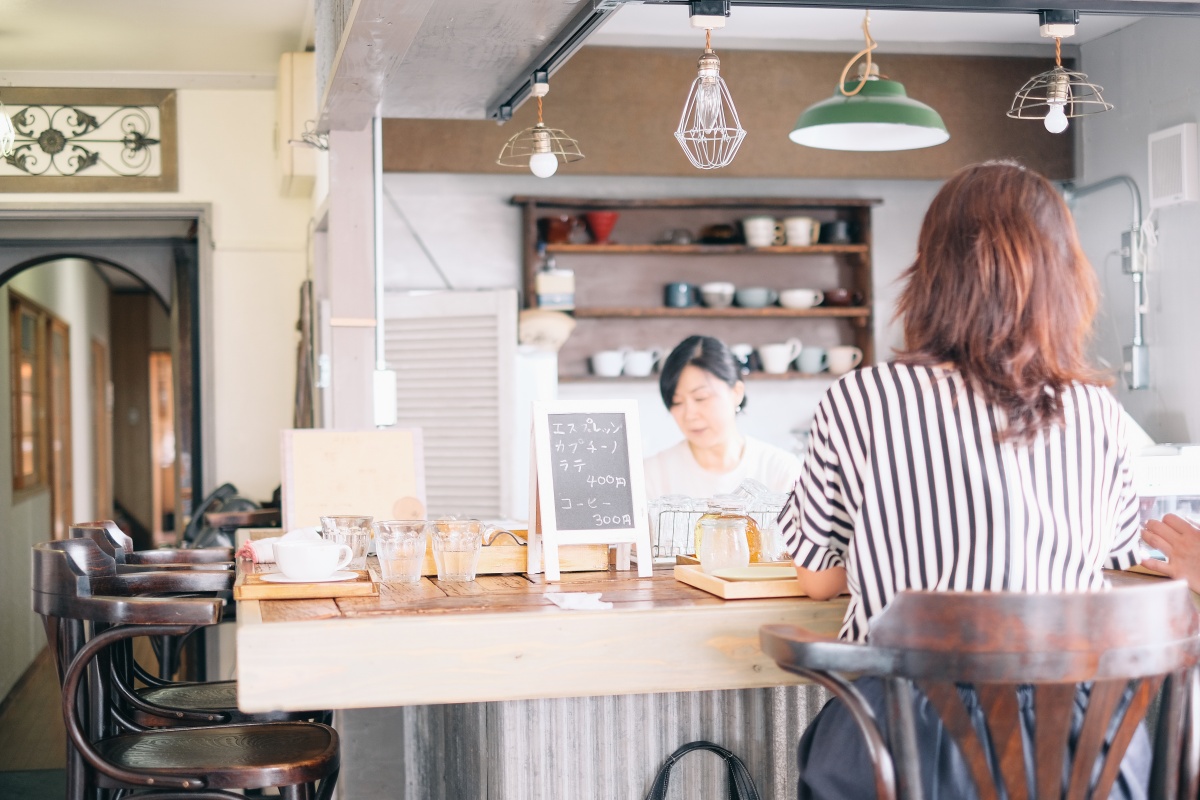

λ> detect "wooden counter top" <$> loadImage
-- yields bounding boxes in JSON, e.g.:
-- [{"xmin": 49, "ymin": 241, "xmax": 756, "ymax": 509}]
[{"xmin": 235, "ymin": 561, "xmax": 848, "ymax": 714}]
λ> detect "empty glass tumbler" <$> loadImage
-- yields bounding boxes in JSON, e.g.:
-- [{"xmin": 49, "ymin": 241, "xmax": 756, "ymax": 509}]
[
  {"xmin": 429, "ymin": 519, "xmax": 485, "ymax": 582},
  {"xmin": 374, "ymin": 520, "xmax": 429, "ymax": 585},
  {"xmin": 320, "ymin": 515, "xmax": 373, "ymax": 571},
  {"xmin": 698, "ymin": 517, "xmax": 750, "ymax": 574}
]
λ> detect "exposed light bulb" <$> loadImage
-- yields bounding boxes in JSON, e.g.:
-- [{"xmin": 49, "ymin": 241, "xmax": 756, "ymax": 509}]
[
  {"xmin": 529, "ymin": 151, "xmax": 558, "ymax": 178},
  {"xmin": 694, "ymin": 78, "xmax": 722, "ymax": 134},
  {"xmin": 1044, "ymin": 103, "xmax": 1069, "ymax": 133}
]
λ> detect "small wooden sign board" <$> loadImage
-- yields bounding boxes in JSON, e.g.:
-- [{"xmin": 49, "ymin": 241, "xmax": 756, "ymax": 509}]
[{"xmin": 528, "ymin": 400, "xmax": 653, "ymax": 581}]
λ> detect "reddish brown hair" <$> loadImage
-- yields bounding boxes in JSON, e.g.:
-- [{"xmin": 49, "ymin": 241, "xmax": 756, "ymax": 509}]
[{"xmin": 895, "ymin": 161, "xmax": 1106, "ymax": 440}]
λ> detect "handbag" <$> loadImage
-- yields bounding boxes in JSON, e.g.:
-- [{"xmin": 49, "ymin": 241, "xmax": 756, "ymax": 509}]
[{"xmin": 644, "ymin": 740, "xmax": 762, "ymax": 800}]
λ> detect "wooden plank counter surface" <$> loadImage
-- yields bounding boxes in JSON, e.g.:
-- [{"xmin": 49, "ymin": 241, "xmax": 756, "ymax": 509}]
[{"xmin": 235, "ymin": 557, "xmax": 849, "ymax": 714}]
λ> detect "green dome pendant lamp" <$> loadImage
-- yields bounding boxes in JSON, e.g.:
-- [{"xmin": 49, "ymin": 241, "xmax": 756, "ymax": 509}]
[{"xmin": 790, "ymin": 12, "xmax": 949, "ymax": 152}]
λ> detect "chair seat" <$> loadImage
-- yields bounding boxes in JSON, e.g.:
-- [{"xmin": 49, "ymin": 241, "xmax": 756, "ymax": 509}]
[
  {"xmin": 135, "ymin": 681, "xmax": 323, "ymax": 726},
  {"xmin": 94, "ymin": 722, "xmax": 339, "ymax": 790}
]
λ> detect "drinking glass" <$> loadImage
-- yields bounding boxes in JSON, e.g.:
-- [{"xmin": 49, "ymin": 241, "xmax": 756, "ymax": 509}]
[
  {"xmin": 429, "ymin": 519, "xmax": 485, "ymax": 582},
  {"xmin": 698, "ymin": 517, "xmax": 750, "ymax": 574},
  {"xmin": 374, "ymin": 520, "xmax": 429, "ymax": 585},
  {"xmin": 320, "ymin": 515, "xmax": 373, "ymax": 571}
]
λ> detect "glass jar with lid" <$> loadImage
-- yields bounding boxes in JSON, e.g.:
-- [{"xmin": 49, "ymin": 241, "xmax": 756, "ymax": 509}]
[{"xmin": 693, "ymin": 495, "xmax": 764, "ymax": 562}]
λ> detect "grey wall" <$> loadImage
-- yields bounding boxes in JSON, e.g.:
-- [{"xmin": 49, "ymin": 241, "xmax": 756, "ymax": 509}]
[
  {"xmin": 1078, "ymin": 16, "xmax": 1200, "ymax": 442},
  {"xmin": 383, "ymin": 173, "xmax": 940, "ymax": 457}
]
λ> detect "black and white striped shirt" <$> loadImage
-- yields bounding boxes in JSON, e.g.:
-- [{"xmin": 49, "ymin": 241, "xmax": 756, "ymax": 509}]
[{"xmin": 781, "ymin": 363, "xmax": 1142, "ymax": 642}]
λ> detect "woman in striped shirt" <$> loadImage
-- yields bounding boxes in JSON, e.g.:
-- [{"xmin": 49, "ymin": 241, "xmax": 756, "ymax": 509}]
[{"xmin": 782, "ymin": 161, "xmax": 1147, "ymax": 799}]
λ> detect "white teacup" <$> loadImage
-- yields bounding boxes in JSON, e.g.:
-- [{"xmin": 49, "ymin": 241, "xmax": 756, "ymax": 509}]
[
  {"xmin": 758, "ymin": 338, "xmax": 803, "ymax": 374},
  {"xmin": 591, "ymin": 349, "xmax": 627, "ymax": 378},
  {"xmin": 700, "ymin": 281, "xmax": 735, "ymax": 309},
  {"xmin": 828, "ymin": 345, "xmax": 864, "ymax": 376},
  {"xmin": 624, "ymin": 348, "xmax": 663, "ymax": 378},
  {"xmin": 743, "ymin": 215, "xmax": 783, "ymax": 248},
  {"xmin": 784, "ymin": 216, "xmax": 817, "ymax": 246},
  {"xmin": 779, "ymin": 288, "xmax": 825, "ymax": 309},
  {"xmin": 273, "ymin": 539, "xmax": 354, "ymax": 581}
]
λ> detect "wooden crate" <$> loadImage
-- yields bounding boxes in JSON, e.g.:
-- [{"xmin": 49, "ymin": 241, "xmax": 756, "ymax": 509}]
[
  {"xmin": 416, "ymin": 538, "xmax": 609, "ymax": 576},
  {"xmin": 673, "ymin": 564, "xmax": 807, "ymax": 600}
]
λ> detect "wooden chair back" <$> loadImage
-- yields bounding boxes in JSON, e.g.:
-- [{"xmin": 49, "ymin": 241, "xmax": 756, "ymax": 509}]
[
  {"xmin": 761, "ymin": 581, "xmax": 1200, "ymax": 800},
  {"xmin": 69, "ymin": 520, "xmax": 234, "ymax": 566}
]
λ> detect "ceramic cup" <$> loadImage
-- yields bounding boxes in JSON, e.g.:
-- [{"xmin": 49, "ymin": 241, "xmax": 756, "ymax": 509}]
[
  {"xmin": 828, "ymin": 345, "xmax": 864, "ymax": 375},
  {"xmin": 729, "ymin": 343, "xmax": 755, "ymax": 373},
  {"xmin": 624, "ymin": 348, "xmax": 663, "ymax": 378},
  {"xmin": 663, "ymin": 282, "xmax": 700, "ymax": 308},
  {"xmin": 273, "ymin": 539, "xmax": 354, "ymax": 581},
  {"xmin": 779, "ymin": 288, "xmax": 825, "ymax": 309},
  {"xmin": 758, "ymin": 338, "xmax": 803, "ymax": 374},
  {"xmin": 735, "ymin": 287, "xmax": 778, "ymax": 309},
  {"xmin": 591, "ymin": 349, "xmax": 627, "ymax": 378},
  {"xmin": 824, "ymin": 288, "xmax": 864, "ymax": 307},
  {"xmin": 797, "ymin": 346, "xmax": 828, "ymax": 374},
  {"xmin": 783, "ymin": 216, "xmax": 817, "ymax": 246},
  {"xmin": 742, "ymin": 216, "xmax": 783, "ymax": 248},
  {"xmin": 700, "ymin": 281, "xmax": 735, "ymax": 309}
]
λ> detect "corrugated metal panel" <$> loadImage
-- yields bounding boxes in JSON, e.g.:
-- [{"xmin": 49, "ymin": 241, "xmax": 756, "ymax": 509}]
[{"xmin": 337, "ymin": 685, "xmax": 828, "ymax": 800}]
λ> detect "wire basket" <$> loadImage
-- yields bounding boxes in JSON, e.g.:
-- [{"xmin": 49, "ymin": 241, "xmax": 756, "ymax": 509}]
[{"xmin": 647, "ymin": 496, "xmax": 786, "ymax": 564}]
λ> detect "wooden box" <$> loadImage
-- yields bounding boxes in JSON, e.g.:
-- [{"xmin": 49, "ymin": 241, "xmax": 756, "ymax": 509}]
[{"xmin": 673, "ymin": 564, "xmax": 807, "ymax": 600}]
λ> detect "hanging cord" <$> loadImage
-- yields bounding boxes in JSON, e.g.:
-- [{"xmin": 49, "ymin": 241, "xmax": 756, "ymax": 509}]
[
  {"xmin": 1055, "ymin": 36, "xmax": 1062, "ymax": 67},
  {"xmin": 839, "ymin": 11, "xmax": 878, "ymax": 97},
  {"xmin": 537, "ymin": 95, "xmax": 543, "ymax": 125},
  {"xmin": 705, "ymin": 27, "xmax": 712, "ymax": 51}
]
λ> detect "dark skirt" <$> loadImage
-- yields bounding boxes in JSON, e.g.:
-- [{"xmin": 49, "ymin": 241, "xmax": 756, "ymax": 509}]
[{"xmin": 797, "ymin": 678, "xmax": 1151, "ymax": 800}]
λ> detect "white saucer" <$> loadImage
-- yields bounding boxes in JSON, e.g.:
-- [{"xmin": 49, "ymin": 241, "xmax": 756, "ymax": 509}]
[{"xmin": 260, "ymin": 571, "xmax": 357, "ymax": 584}]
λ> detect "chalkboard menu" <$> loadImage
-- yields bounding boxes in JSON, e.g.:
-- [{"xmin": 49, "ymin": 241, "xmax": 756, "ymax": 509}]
[
  {"xmin": 547, "ymin": 412, "xmax": 635, "ymax": 531},
  {"xmin": 529, "ymin": 399, "xmax": 653, "ymax": 580}
]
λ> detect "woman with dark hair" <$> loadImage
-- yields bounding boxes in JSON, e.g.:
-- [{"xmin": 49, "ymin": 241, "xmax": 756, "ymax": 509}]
[
  {"xmin": 782, "ymin": 161, "xmax": 1148, "ymax": 798},
  {"xmin": 643, "ymin": 335, "xmax": 801, "ymax": 499}
]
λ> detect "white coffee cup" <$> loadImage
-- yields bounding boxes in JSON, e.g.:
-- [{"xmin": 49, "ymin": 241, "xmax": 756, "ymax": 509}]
[
  {"xmin": 784, "ymin": 216, "xmax": 817, "ymax": 246},
  {"xmin": 624, "ymin": 348, "xmax": 663, "ymax": 378},
  {"xmin": 758, "ymin": 338, "xmax": 803, "ymax": 374},
  {"xmin": 779, "ymin": 288, "xmax": 825, "ymax": 309},
  {"xmin": 743, "ymin": 215, "xmax": 782, "ymax": 248},
  {"xmin": 591, "ymin": 349, "xmax": 627, "ymax": 378},
  {"xmin": 828, "ymin": 345, "xmax": 864, "ymax": 376},
  {"xmin": 700, "ymin": 281, "xmax": 735, "ymax": 309},
  {"xmin": 273, "ymin": 539, "xmax": 354, "ymax": 581}
]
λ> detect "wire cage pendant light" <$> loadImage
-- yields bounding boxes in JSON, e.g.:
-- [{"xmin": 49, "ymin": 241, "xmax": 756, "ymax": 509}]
[
  {"xmin": 496, "ymin": 74, "xmax": 584, "ymax": 178},
  {"xmin": 674, "ymin": 28, "xmax": 746, "ymax": 170},
  {"xmin": 1008, "ymin": 37, "xmax": 1112, "ymax": 134}
]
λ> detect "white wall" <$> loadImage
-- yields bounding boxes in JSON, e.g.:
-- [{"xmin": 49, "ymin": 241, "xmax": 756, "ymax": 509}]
[
  {"xmin": 382, "ymin": 173, "xmax": 940, "ymax": 458},
  {"xmin": 0, "ymin": 88, "xmax": 309, "ymax": 699},
  {"xmin": 1078, "ymin": 16, "xmax": 1200, "ymax": 442},
  {"xmin": 0, "ymin": 259, "xmax": 108, "ymax": 700}
]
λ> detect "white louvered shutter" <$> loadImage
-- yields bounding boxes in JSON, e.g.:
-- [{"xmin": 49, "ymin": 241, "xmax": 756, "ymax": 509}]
[{"xmin": 383, "ymin": 290, "xmax": 516, "ymax": 518}]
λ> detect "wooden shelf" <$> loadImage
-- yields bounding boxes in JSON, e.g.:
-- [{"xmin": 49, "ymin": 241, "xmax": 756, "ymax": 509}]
[
  {"xmin": 572, "ymin": 306, "xmax": 871, "ymax": 319},
  {"xmin": 512, "ymin": 195, "xmax": 882, "ymax": 210},
  {"xmin": 559, "ymin": 372, "xmax": 837, "ymax": 383},
  {"xmin": 545, "ymin": 243, "xmax": 867, "ymax": 256}
]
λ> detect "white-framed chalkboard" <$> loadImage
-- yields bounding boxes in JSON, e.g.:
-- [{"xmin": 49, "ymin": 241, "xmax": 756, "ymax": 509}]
[{"xmin": 528, "ymin": 399, "xmax": 653, "ymax": 580}]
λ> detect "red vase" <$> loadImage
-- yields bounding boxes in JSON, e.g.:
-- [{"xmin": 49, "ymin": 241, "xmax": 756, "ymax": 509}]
[{"xmin": 584, "ymin": 211, "xmax": 620, "ymax": 245}]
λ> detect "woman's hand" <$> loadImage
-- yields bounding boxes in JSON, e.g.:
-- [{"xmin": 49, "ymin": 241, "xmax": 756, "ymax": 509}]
[
  {"xmin": 1141, "ymin": 514, "xmax": 1200, "ymax": 593},
  {"xmin": 795, "ymin": 565, "xmax": 847, "ymax": 600}
]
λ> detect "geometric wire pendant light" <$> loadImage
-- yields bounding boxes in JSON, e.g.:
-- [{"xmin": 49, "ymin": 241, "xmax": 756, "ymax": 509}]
[
  {"xmin": 1007, "ymin": 35, "xmax": 1112, "ymax": 134},
  {"xmin": 789, "ymin": 11, "xmax": 949, "ymax": 152},
  {"xmin": 496, "ymin": 71, "xmax": 584, "ymax": 178},
  {"xmin": 674, "ymin": 26, "xmax": 746, "ymax": 169}
]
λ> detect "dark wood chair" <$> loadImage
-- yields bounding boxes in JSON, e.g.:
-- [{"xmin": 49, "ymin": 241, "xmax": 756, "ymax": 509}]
[
  {"xmin": 33, "ymin": 538, "xmax": 339, "ymax": 800},
  {"xmin": 760, "ymin": 581, "xmax": 1200, "ymax": 800}
]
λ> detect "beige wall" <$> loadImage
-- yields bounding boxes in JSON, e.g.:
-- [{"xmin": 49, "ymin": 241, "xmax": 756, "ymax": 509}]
[{"xmin": 0, "ymin": 88, "xmax": 310, "ymax": 699}]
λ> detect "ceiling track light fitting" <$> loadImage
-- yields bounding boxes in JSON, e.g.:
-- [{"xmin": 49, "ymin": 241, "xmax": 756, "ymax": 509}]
[
  {"xmin": 496, "ymin": 71, "xmax": 584, "ymax": 178},
  {"xmin": 1008, "ymin": 30, "xmax": 1112, "ymax": 134},
  {"xmin": 674, "ymin": 23, "xmax": 747, "ymax": 170},
  {"xmin": 789, "ymin": 11, "xmax": 948, "ymax": 152}
]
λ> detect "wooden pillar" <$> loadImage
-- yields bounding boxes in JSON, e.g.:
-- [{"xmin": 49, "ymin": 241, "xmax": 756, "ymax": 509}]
[{"xmin": 323, "ymin": 126, "xmax": 376, "ymax": 430}]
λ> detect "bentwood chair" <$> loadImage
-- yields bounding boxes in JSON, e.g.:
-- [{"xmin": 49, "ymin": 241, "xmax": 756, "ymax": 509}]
[
  {"xmin": 760, "ymin": 581, "xmax": 1200, "ymax": 800},
  {"xmin": 33, "ymin": 538, "xmax": 339, "ymax": 800}
]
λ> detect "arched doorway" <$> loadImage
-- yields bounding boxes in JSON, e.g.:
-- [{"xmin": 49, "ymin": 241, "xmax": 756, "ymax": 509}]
[{"xmin": 0, "ymin": 210, "xmax": 206, "ymax": 549}]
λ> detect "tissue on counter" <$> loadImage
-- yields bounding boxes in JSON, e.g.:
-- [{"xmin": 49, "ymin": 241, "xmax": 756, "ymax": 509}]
[{"xmin": 545, "ymin": 592, "xmax": 613, "ymax": 610}]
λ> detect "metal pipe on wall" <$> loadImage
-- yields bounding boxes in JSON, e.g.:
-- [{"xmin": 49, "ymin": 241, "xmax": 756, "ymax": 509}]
[{"xmin": 1062, "ymin": 174, "xmax": 1149, "ymax": 389}]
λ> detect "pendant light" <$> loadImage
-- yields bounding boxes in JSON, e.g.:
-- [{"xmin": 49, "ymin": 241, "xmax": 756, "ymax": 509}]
[
  {"xmin": 1008, "ymin": 22, "xmax": 1112, "ymax": 134},
  {"xmin": 789, "ymin": 12, "xmax": 948, "ymax": 152},
  {"xmin": 496, "ymin": 72, "xmax": 584, "ymax": 179},
  {"xmin": 674, "ymin": 22, "xmax": 746, "ymax": 170}
]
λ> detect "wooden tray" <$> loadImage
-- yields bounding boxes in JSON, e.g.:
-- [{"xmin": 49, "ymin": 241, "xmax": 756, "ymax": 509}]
[
  {"xmin": 673, "ymin": 564, "xmax": 807, "ymax": 600},
  {"xmin": 233, "ymin": 568, "xmax": 378, "ymax": 600}
]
